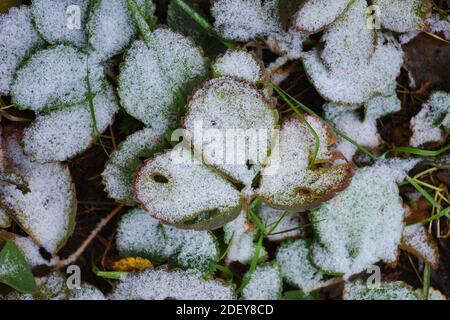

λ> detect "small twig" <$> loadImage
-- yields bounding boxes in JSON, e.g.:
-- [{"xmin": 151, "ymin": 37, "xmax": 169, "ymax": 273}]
[{"xmin": 56, "ymin": 205, "xmax": 125, "ymax": 268}]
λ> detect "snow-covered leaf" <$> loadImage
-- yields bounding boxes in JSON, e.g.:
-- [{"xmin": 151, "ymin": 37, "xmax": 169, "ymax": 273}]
[
  {"xmin": 0, "ymin": 5, "xmax": 44, "ymax": 95},
  {"xmin": 377, "ymin": 0, "xmax": 431, "ymax": 33},
  {"xmin": 310, "ymin": 160, "xmax": 419, "ymax": 278},
  {"xmin": 109, "ymin": 268, "xmax": 236, "ymax": 300},
  {"xmin": 257, "ymin": 116, "xmax": 353, "ymax": 211},
  {"xmin": 320, "ymin": 0, "xmax": 375, "ymax": 75},
  {"xmin": 211, "ymin": 0, "xmax": 282, "ymax": 41},
  {"xmin": 116, "ymin": 209, "xmax": 219, "ymax": 276},
  {"xmin": 276, "ymin": 239, "xmax": 332, "ymax": 293},
  {"xmin": 410, "ymin": 91, "xmax": 449, "ymax": 147},
  {"xmin": 242, "ymin": 263, "xmax": 282, "ymax": 300},
  {"xmin": 13, "ymin": 236, "xmax": 56, "ymax": 268},
  {"xmin": 118, "ymin": 29, "xmax": 207, "ymax": 134},
  {"xmin": 293, "ymin": 0, "xmax": 352, "ymax": 34},
  {"xmin": 0, "ymin": 239, "xmax": 37, "ymax": 294},
  {"xmin": 343, "ymin": 280, "xmax": 423, "ymax": 300},
  {"xmin": 68, "ymin": 283, "xmax": 106, "ymax": 300},
  {"xmin": 31, "ymin": 0, "xmax": 89, "ymax": 48},
  {"xmin": 400, "ymin": 224, "xmax": 439, "ymax": 269},
  {"xmin": 324, "ymin": 94, "xmax": 401, "ymax": 160},
  {"xmin": 212, "ymin": 50, "xmax": 266, "ymax": 85},
  {"xmin": 134, "ymin": 149, "xmax": 243, "ymax": 230},
  {"xmin": 302, "ymin": 33, "xmax": 404, "ymax": 105},
  {"xmin": 183, "ymin": 77, "xmax": 278, "ymax": 192},
  {"xmin": 103, "ymin": 128, "xmax": 166, "ymax": 204},
  {"xmin": 87, "ymin": 0, "xmax": 149, "ymax": 61},
  {"xmin": 23, "ymin": 84, "xmax": 118, "ymax": 162},
  {"xmin": 223, "ymin": 210, "xmax": 267, "ymax": 265},
  {"xmin": 0, "ymin": 132, "xmax": 77, "ymax": 254},
  {"xmin": 11, "ymin": 45, "xmax": 105, "ymax": 111}
]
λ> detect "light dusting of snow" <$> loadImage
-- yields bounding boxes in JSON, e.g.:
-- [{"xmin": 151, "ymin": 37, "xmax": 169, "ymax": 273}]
[
  {"xmin": 68, "ymin": 283, "xmax": 106, "ymax": 300},
  {"xmin": 109, "ymin": 268, "xmax": 235, "ymax": 300},
  {"xmin": 211, "ymin": 0, "xmax": 282, "ymax": 41},
  {"xmin": 302, "ymin": 33, "xmax": 404, "ymax": 105},
  {"xmin": 0, "ymin": 134, "xmax": 76, "ymax": 254},
  {"xmin": 134, "ymin": 149, "xmax": 242, "ymax": 230},
  {"xmin": 294, "ymin": 0, "xmax": 352, "ymax": 33},
  {"xmin": 276, "ymin": 239, "xmax": 328, "ymax": 293},
  {"xmin": 409, "ymin": 91, "xmax": 450, "ymax": 147},
  {"xmin": 321, "ymin": 0, "xmax": 375, "ymax": 75},
  {"xmin": 310, "ymin": 161, "xmax": 415, "ymax": 278},
  {"xmin": 116, "ymin": 209, "xmax": 219, "ymax": 276},
  {"xmin": 184, "ymin": 77, "xmax": 277, "ymax": 191},
  {"xmin": 31, "ymin": 0, "xmax": 88, "ymax": 48},
  {"xmin": 118, "ymin": 29, "xmax": 206, "ymax": 134},
  {"xmin": 378, "ymin": 0, "xmax": 428, "ymax": 33},
  {"xmin": 103, "ymin": 128, "xmax": 165, "ymax": 204},
  {"xmin": 324, "ymin": 94, "xmax": 401, "ymax": 161},
  {"xmin": 87, "ymin": 0, "xmax": 147, "ymax": 61},
  {"xmin": 401, "ymin": 224, "xmax": 439, "ymax": 268},
  {"xmin": 14, "ymin": 236, "xmax": 56, "ymax": 267},
  {"xmin": 343, "ymin": 280, "xmax": 422, "ymax": 300},
  {"xmin": 257, "ymin": 116, "xmax": 352, "ymax": 210},
  {"xmin": 242, "ymin": 264, "xmax": 282, "ymax": 300},
  {"xmin": 23, "ymin": 84, "xmax": 118, "ymax": 162},
  {"xmin": 11, "ymin": 45, "xmax": 105, "ymax": 111},
  {"xmin": 212, "ymin": 50, "xmax": 265, "ymax": 84},
  {"xmin": 0, "ymin": 6, "xmax": 44, "ymax": 95}
]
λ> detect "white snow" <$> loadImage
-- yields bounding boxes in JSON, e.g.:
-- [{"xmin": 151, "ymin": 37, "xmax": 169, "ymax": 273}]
[{"xmin": 0, "ymin": 6, "xmax": 44, "ymax": 95}]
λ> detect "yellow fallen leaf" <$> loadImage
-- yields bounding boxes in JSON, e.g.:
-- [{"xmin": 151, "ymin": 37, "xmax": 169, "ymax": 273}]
[{"xmin": 112, "ymin": 257, "xmax": 152, "ymax": 272}]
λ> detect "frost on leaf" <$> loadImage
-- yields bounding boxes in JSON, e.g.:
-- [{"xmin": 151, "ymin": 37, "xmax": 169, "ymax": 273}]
[
  {"xmin": 211, "ymin": 0, "xmax": 281, "ymax": 41},
  {"xmin": 31, "ymin": 0, "xmax": 89, "ymax": 48},
  {"xmin": 14, "ymin": 236, "xmax": 56, "ymax": 268},
  {"xmin": 260, "ymin": 206, "xmax": 304, "ymax": 242},
  {"xmin": 320, "ymin": 0, "xmax": 375, "ymax": 75},
  {"xmin": 302, "ymin": 34, "xmax": 404, "ymax": 105},
  {"xmin": 223, "ymin": 210, "xmax": 267, "ymax": 265},
  {"xmin": 11, "ymin": 45, "xmax": 104, "ymax": 111},
  {"xmin": 242, "ymin": 263, "xmax": 282, "ymax": 300},
  {"xmin": 293, "ymin": 0, "xmax": 352, "ymax": 34},
  {"xmin": 212, "ymin": 50, "xmax": 266, "ymax": 85},
  {"xmin": 257, "ymin": 116, "xmax": 353, "ymax": 211},
  {"xmin": 400, "ymin": 223, "xmax": 439, "ymax": 269},
  {"xmin": 410, "ymin": 91, "xmax": 450, "ymax": 147},
  {"xmin": 377, "ymin": 0, "xmax": 431, "ymax": 33},
  {"xmin": 23, "ymin": 84, "xmax": 119, "ymax": 162},
  {"xmin": 116, "ymin": 209, "xmax": 219, "ymax": 276},
  {"xmin": 118, "ymin": 29, "xmax": 207, "ymax": 135},
  {"xmin": 134, "ymin": 149, "xmax": 243, "ymax": 230},
  {"xmin": 310, "ymin": 160, "xmax": 419, "ymax": 278},
  {"xmin": 109, "ymin": 268, "xmax": 235, "ymax": 300},
  {"xmin": 87, "ymin": 0, "xmax": 149, "ymax": 61},
  {"xmin": 68, "ymin": 283, "xmax": 106, "ymax": 300},
  {"xmin": 103, "ymin": 128, "xmax": 166, "ymax": 204},
  {"xmin": 324, "ymin": 94, "xmax": 401, "ymax": 161},
  {"xmin": 276, "ymin": 239, "xmax": 332, "ymax": 293},
  {"xmin": 0, "ymin": 6, "xmax": 44, "ymax": 95},
  {"xmin": 343, "ymin": 280, "xmax": 423, "ymax": 300},
  {"xmin": 211, "ymin": 0, "xmax": 304, "ymax": 58},
  {"xmin": 183, "ymin": 77, "xmax": 278, "ymax": 192},
  {"xmin": 0, "ymin": 132, "xmax": 76, "ymax": 254}
]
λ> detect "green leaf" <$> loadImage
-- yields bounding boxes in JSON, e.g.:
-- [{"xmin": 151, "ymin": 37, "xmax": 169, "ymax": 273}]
[{"xmin": 0, "ymin": 240, "xmax": 37, "ymax": 294}]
